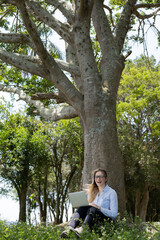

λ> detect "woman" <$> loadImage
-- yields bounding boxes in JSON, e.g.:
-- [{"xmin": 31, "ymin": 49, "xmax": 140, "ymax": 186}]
[{"xmin": 61, "ymin": 168, "xmax": 118, "ymax": 238}]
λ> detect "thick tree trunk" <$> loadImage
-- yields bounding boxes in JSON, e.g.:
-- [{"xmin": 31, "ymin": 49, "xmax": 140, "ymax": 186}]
[
  {"xmin": 135, "ymin": 184, "xmax": 149, "ymax": 221},
  {"xmin": 81, "ymin": 95, "xmax": 126, "ymax": 216},
  {"xmin": 19, "ymin": 187, "xmax": 27, "ymax": 222}
]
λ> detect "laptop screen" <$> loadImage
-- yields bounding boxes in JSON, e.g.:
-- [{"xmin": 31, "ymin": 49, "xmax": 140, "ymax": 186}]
[{"xmin": 68, "ymin": 191, "xmax": 89, "ymax": 208}]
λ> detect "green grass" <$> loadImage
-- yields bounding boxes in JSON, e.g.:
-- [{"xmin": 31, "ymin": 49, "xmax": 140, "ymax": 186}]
[{"xmin": 0, "ymin": 218, "xmax": 159, "ymax": 240}]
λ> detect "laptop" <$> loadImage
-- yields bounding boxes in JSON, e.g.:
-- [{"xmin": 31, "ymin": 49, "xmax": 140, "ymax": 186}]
[{"xmin": 68, "ymin": 191, "xmax": 89, "ymax": 208}]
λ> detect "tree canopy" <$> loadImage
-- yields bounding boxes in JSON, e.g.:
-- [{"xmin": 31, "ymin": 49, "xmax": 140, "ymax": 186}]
[
  {"xmin": 117, "ymin": 56, "xmax": 160, "ymax": 221},
  {"xmin": 0, "ymin": 102, "xmax": 84, "ymax": 223}
]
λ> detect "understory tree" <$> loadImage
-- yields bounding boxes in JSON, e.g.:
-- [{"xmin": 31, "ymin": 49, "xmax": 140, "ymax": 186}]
[
  {"xmin": 0, "ymin": 113, "xmax": 46, "ymax": 222},
  {"xmin": 0, "ymin": 0, "xmax": 160, "ymax": 214},
  {"xmin": 29, "ymin": 118, "xmax": 83, "ymax": 224},
  {"xmin": 117, "ymin": 56, "xmax": 160, "ymax": 221},
  {"xmin": 0, "ymin": 102, "xmax": 83, "ymax": 223}
]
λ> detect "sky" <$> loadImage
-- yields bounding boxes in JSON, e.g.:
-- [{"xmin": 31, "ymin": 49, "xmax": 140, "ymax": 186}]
[
  {"xmin": 0, "ymin": 4, "xmax": 160, "ymax": 223},
  {"xmin": 128, "ymin": 26, "xmax": 160, "ymax": 61},
  {"xmin": 0, "ymin": 196, "xmax": 19, "ymax": 222},
  {"xmin": 0, "ymin": 180, "xmax": 72, "ymax": 223}
]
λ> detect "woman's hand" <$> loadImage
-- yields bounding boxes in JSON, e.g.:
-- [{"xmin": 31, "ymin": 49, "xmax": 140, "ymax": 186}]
[{"xmin": 89, "ymin": 203, "xmax": 101, "ymax": 210}]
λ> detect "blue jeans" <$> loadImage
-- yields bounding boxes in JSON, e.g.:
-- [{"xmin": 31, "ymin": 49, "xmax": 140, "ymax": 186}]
[{"xmin": 69, "ymin": 206, "xmax": 112, "ymax": 230}]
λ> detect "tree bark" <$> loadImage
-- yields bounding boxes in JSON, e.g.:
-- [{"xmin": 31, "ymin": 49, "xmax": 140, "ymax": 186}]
[
  {"xmin": 81, "ymin": 89, "xmax": 125, "ymax": 215},
  {"xmin": 135, "ymin": 184, "xmax": 149, "ymax": 221},
  {"xmin": 19, "ymin": 187, "xmax": 27, "ymax": 222}
]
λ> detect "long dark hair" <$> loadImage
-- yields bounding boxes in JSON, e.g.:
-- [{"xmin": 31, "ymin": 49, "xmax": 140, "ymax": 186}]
[{"xmin": 85, "ymin": 168, "xmax": 107, "ymax": 203}]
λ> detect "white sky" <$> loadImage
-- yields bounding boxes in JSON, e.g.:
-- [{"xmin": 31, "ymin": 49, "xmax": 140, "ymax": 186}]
[
  {"xmin": 0, "ymin": 5, "xmax": 160, "ymax": 223},
  {"xmin": 128, "ymin": 23, "xmax": 160, "ymax": 62},
  {"xmin": 0, "ymin": 197, "xmax": 19, "ymax": 222}
]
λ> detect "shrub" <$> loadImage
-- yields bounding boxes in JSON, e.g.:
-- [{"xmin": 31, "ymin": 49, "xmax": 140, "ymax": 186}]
[
  {"xmin": 0, "ymin": 221, "xmax": 61, "ymax": 240},
  {"xmin": 0, "ymin": 217, "xmax": 159, "ymax": 240}
]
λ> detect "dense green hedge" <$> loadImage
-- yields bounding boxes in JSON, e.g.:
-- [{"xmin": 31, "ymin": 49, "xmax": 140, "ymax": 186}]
[{"xmin": 0, "ymin": 218, "xmax": 159, "ymax": 239}]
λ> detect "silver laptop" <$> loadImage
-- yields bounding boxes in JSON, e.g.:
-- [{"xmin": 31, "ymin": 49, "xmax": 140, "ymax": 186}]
[{"xmin": 68, "ymin": 191, "xmax": 89, "ymax": 208}]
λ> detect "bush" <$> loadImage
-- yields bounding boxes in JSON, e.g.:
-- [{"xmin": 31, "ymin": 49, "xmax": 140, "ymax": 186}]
[
  {"xmin": 0, "ymin": 221, "xmax": 61, "ymax": 240},
  {"xmin": 91, "ymin": 216, "xmax": 154, "ymax": 240},
  {"xmin": 0, "ymin": 217, "xmax": 159, "ymax": 239}
]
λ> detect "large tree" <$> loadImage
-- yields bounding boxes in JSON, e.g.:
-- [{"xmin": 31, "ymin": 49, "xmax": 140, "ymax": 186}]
[{"xmin": 0, "ymin": 0, "xmax": 160, "ymax": 214}]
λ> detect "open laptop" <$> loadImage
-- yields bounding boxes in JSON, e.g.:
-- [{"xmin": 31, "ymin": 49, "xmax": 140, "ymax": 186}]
[{"xmin": 68, "ymin": 191, "xmax": 89, "ymax": 208}]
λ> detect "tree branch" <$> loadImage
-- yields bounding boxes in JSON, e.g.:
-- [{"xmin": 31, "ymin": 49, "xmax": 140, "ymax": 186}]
[
  {"xmin": 92, "ymin": 1, "xmax": 114, "ymax": 57},
  {"xmin": 26, "ymin": 1, "xmax": 73, "ymax": 45},
  {"xmin": 103, "ymin": 4, "xmax": 115, "ymax": 29},
  {"xmin": 46, "ymin": 0, "xmax": 74, "ymax": 24},
  {"xmin": 16, "ymin": 0, "xmax": 51, "ymax": 66},
  {"xmin": 16, "ymin": 0, "xmax": 83, "ymax": 111},
  {"xmin": 91, "ymin": 1, "xmax": 125, "ymax": 95},
  {"xmin": 0, "ymin": 33, "xmax": 36, "ymax": 51},
  {"xmin": 114, "ymin": 0, "xmax": 137, "ymax": 54},
  {"xmin": 31, "ymin": 92, "xmax": 65, "ymax": 104},
  {"xmin": 78, "ymin": 0, "xmax": 94, "ymax": 18},
  {"xmin": 0, "ymin": 85, "xmax": 78, "ymax": 121},
  {"xmin": 0, "ymin": 49, "xmax": 83, "ymax": 109},
  {"xmin": 135, "ymin": 3, "xmax": 160, "ymax": 10},
  {"xmin": 0, "ymin": 46, "xmax": 80, "ymax": 76},
  {"xmin": 74, "ymin": 1, "xmax": 99, "ymax": 92},
  {"xmin": 0, "ymin": 0, "xmax": 16, "ymax": 4},
  {"xmin": 0, "ymin": 49, "xmax": 48, "ymax": 78},
  {"xmin": 55, "ymin": 59, "xmax": 80, "ymax": 76},
  {"xmin": 0, "ymin": 7, "xmax": 12, "ymax": 22},
  {"xmin": 133, "ymin": 8, "xmax": 160, "ymax": 20}
]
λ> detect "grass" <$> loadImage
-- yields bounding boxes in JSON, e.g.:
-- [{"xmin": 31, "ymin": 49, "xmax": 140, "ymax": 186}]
[{"xmin": 0, "ymin": 217, "xmax": 159, "ymax": 239}]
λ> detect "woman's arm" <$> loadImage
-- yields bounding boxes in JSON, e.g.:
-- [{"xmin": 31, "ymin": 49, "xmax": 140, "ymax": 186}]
[
  {"xmin": 101, "ymin": 191, "xmax": 118, "ymax": 219},
  {"xmin": 91, "ymin": 190, "xmax": 118, "ymax": 219},
  {"xmin": 89, "ymin": 202, "xmax": 101, "ymax": 210}
]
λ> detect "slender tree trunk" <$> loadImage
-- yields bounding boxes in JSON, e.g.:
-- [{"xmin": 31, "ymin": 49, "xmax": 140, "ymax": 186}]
[
  {"xmin": 37, "ymin": 183, "xmax": 47, "ymax": 223},
  {"xmin": 19, "ymin": 187, "xmax": 27, "ymax": 222},
  {"xmin": 42, "ymin": 168, "xmax": 48, "ymax": 223},
  {"xmin": 135, "ymin": 184, "xmax": 149, "ymax": 221}
]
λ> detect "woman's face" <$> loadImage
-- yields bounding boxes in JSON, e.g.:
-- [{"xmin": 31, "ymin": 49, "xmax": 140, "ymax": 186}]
[{"xmin": 94, "ymin": 171, "xmax": 107, "ymax": 188}]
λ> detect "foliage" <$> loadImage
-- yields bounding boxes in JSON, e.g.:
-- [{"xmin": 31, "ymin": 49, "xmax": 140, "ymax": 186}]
[
  {"xmin": 0, "ymin": 63, "xmax": 58, "ymax": 110},
  {"xmin": 44, "ymin": 118, "xmax": 84, "ymax": 224},
  {"xmin": 0, "ymin": 217, "xmax": 159, "ymax": 240},
  {"xmin": 0, "ymin": 113, "xmax": 51, "ymax": 187},
  {"xmin": 0, "ymin": 99, "xmax": 11, "ymax": 121},
  {"xmin": 117, "ymin": 55, "xmax": 160, "ymax": 220},
  {"xmin": 0, "ymin": 221, "xmax": 61, "ymax": 240},
  {"xmin": 0, "ymin": 108, "xmax": 84, "ymax": 223},
  {"xmin": 0, "ymin": 2, "xmax": 63, "ymax": 110},
  {"xmin": 147, "ymin": 189, "xmax": 160, "ymax": 222},
  {"xmin": 0, "ymin": 97, "xmax": 84, "ymax": 223},
  {"xmin": 27, "ymin": 118, "xmax": 84, "ymax": 224},
  {"xmin": 117, "ymin": 56, "xmax": 160, "ymax": 184},
  {"xmin": 0, "ymin": 111, "xmax": 54, "ymax": 221}
]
